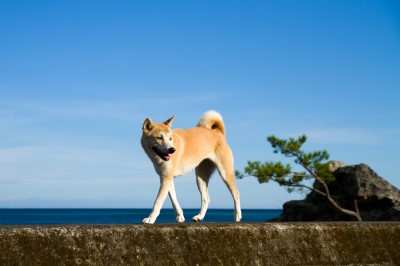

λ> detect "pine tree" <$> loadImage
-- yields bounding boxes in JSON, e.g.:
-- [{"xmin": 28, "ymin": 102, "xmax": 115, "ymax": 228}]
[{"xmin": 235, "ymin": 135, "xmax": 362, "ymax": 221}]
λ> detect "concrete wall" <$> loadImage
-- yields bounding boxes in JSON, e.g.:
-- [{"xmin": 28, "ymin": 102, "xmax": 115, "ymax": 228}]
[{"xmin": 0, "ymin": 222, "xmax": 399, "ymax": 265}]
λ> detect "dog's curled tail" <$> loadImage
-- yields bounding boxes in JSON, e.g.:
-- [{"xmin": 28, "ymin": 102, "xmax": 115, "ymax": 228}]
[{"xmin": 197, "ymin": 110, "xmax": 226, "ymax": 136}]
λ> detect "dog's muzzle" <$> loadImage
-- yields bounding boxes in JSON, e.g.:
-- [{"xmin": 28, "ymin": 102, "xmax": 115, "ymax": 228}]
[{"xmin": 152, "ymin": 147, "xmax": 175, "ymax": 161}]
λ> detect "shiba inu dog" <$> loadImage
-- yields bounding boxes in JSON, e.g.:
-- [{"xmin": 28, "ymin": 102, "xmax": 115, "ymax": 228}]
[{"xmin": 141, "ymin": 110, "xmax": 242, "ymax": 224}]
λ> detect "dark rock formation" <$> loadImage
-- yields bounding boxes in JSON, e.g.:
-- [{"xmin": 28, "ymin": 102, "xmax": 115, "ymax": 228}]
[{"xmin": 270, "ymin": 163, "xmax": 400, "ymax": 221}]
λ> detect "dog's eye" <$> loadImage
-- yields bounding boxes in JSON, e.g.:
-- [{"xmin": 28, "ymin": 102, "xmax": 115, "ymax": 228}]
[
  {"xmin": 157, "ymin": 136, "xmax": 163, "ymax": 140},
  {"xmin": 170, "ymin": 138, "xmax": 172, "ymax": 141}
]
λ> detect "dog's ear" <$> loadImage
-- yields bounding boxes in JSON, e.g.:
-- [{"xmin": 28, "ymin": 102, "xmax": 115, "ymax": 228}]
[
  {"xmin": 142, "ymin": 118, "xmax": 154, "ymax": 132},
  {"xmin": 163, "ymin": 115, "xmax": 175, "ymax": 128}
]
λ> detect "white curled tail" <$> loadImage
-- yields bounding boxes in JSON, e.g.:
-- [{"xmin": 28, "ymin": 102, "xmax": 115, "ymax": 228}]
[{"xmin": 197, "ymin": 110, "xmax": 225, "ymax": 136}]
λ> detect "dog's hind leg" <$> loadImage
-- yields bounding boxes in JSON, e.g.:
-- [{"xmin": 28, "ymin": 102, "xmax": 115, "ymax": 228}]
[
  {"xmin": 192, "ymin": 159, "xmax": 215, "ymax": 222},
  {"xmin": 168, "ymin": 180, "xmax": 185, "ymax": 223},
  {"xmin": 214, "ymin": 152, "xmax": 242, "ymax": 222}
]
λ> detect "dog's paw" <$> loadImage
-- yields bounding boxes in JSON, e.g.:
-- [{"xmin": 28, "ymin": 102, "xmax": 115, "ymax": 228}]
[
  {"xmin": 192, "ymin": 215, "xmax": 203, "ymax": 222},
  {"xmin": 234, "ymin": 213, "xmax": 242, "ymax": 222},
  {"xmin": 142, "ymin": 218, "xmax": 155, "ymax": 224},
  {"xmin": 176, "ymin": 215, "xmax": 185, "ymax": 223}
]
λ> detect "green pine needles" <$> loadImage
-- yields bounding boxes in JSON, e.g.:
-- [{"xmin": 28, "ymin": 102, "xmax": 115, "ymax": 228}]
[
  {"xmin": 236, "ymin": 134, "xmax": 362, "ymax": 221},
  {"xmin": 236, "ymin": 135, "xmax": 334, "ymax": 193}
]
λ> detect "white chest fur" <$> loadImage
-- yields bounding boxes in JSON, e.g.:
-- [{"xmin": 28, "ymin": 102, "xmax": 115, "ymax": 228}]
[
  {"xmin": 152, "ymin": 161, "xmax": 197, "ymax": 177},
  {"xmin": 174, "ymin": 162, "xmax": 198, "ymax": 177},
  {"xmin": 153, "ymin": 162, "xmax": 172, "ymax": 177}
]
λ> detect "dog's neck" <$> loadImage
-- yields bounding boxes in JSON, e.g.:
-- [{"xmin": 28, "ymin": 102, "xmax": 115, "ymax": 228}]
[{"xmin": 152, "ymin": 160, "xmax": 172, "ymax": 177}]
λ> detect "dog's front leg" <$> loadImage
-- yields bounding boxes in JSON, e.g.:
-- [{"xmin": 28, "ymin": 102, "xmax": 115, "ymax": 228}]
[
  {"xmin": 168, "ymin": 180, "xmax": 185, "ymax": 223},
  {"xmin": 142, "ymin": 176, "xmax": 173, "ymax": 224}
]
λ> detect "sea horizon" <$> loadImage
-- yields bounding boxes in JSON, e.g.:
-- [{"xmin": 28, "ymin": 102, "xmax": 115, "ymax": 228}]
[{"xmin": 0, "ymin": 208, "xmax": 282, "ymax": 225}]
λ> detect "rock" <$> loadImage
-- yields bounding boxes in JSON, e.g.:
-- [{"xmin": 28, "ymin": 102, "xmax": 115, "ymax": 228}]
[
  {"xmin": 270, "ymin": 163, "xmax": 400, "ymax": 221},
  {"xmin": 328, "ymin": 160, "xmax": 345, "ymax": 172},
  {"xmin": 1, "ymin": 223, "xmax": 400, "ymax": 265}
]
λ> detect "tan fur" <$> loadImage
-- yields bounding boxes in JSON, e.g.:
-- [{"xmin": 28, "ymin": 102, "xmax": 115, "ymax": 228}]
[{"xmin": 141, "ymin": 110, "xmax": 242, "ymax": 224}]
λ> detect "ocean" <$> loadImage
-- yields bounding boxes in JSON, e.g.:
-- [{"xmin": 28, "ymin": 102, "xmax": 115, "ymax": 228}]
[{"xmin": 0, "ymin": 209, "xmax": 282, "ymax": 225}]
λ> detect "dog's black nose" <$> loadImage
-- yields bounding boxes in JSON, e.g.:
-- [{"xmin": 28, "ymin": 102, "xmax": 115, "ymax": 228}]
[{"xmin": 168, "ymin": 147, "xmax": 176, "ymax": 154}]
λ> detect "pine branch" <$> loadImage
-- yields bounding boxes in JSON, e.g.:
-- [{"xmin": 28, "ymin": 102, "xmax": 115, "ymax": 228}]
[
  {"xmin": 288, "ymin": 148, "xmax": 362, "ymax": 221},
  {"xmin": 277, "ymin": 181, "xmax": 327, "ymax": 196}
]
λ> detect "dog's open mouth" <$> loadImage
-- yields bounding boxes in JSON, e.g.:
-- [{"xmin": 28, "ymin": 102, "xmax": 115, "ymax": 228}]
[{"xmin": 152, "ymin": 147, "xmax": 171, "ymax": 161}]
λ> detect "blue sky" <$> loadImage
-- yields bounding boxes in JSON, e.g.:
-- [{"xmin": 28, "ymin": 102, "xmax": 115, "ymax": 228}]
[{"xmin": 0, "ymin": 1, "xmax": 399, "ymax": 209}]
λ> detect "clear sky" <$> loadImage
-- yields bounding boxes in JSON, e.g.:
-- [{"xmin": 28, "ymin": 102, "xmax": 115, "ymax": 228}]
[{"xmin": 0, "ymin": 1, "xmax": 399, "ymax": 209}]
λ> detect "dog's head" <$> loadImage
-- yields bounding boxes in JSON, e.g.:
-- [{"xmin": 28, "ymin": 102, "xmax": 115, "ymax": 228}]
[{"xmin": 141, "ymin": 115, "xmax": 176, "ymax": 161}]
